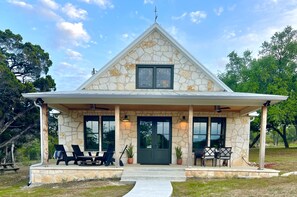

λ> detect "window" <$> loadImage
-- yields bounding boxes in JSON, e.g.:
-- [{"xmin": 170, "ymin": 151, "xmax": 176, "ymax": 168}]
[
  {"xmin": 193, "ymin": 117, "xmax": 208, "ymax": 150},
  {"xmin": 210, "ymin": 118, "xmax": 226, "ymax": 148},
  {"xmin": 84, "ymin": 116, "xmax": 115, "ymax": 151},
  {"xmin": 84, "ymin": 116, "xmax": 99, "ymax": 151},
  {"xmin": 136, "ymin": 65, "xmax": 174, "ymax": 89},
  {"xmin": 192, "ymin": 117, "xmax": 226, "ymax": 151},
  {"xmin": 101, "ymin": 116, "xmax": 115, "ymax": 151}
]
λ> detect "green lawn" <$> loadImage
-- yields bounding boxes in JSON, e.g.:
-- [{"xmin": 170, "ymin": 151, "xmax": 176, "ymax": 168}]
[{"xmin": 1, "ymin": 148, "xmax": 297, "ymax": 196}]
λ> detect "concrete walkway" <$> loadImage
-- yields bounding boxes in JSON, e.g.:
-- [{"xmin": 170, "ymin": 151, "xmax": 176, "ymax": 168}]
[{"xmin": 123, "ymin": 180, "xmax": 173, "ymax": 197}]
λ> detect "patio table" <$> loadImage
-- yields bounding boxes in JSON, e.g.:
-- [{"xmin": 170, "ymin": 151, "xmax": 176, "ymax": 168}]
[{"xmin": 77, "ymin": 155, "xmax": 103, "ymax": 165}]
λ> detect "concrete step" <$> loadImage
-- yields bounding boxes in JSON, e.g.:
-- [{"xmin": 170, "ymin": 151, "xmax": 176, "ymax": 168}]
[{"xmin": 121, "ymin": 167, "xmax": 186, "ymax": 182}]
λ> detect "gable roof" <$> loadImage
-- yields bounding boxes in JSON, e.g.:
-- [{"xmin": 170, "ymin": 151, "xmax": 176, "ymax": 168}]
[{"xmin": 77, "ymin": 23, "xmax": 233, "ymax": 92}]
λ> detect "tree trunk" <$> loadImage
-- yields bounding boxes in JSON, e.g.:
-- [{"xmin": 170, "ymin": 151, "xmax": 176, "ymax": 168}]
[
  {"xmin": 249, "ymin": 133, "xmax": 260, "ymax": 148},
  {"xmin": 282, "ymin": 125, "xmax": 289, "ymax": 148}
]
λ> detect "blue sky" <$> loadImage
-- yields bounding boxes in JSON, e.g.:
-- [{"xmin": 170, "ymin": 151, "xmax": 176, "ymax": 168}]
[{"xmin": 1, "ymin": 0, "xmax": 297, "ymax": 91}]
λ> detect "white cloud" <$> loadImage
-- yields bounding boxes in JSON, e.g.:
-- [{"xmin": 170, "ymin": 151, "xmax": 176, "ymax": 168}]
[
  {"xmin": 40, "ymin": 0, "xmax": 59, "ymax": 10},
  {"xmin": 66, "ymin": 49, "xmax": 83, "ymax": 60},
  {"xmin": 7, "ymin": 0, "xmax": 33, "ymax": 9},
  {"xmin": 122, "ymin": 33, "xmax": 129, "ymax": 39},
  {"xmin": 172, "ymin": 12, "xmax": 187, "ymax": 20},
  {"xmin": 56, "ymin": 22, "xmax": 90, "ymax": 46},
  {"xmin": 189, "ymin": 11, "xmax": 207, "ymax": 24},
  {"xmin": 80, "ymin": 0, "xmax": 114, "ymax": 9},
  {"xmin": 62, "ymin": 3, "xmax": 87, "ymax": 20},
  {"xmin": 214, "ymin": 7, "xmax": 224, "ymax": 16},
  {"xmin": 144, "ymin": 0, "xmax": 154, "ymax": 4}
]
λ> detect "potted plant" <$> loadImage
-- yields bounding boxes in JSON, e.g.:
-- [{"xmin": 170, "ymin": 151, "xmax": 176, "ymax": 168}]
[
  {"xmin": 126, "ymin": 143, "xmax": 134, "ymax": 164},
  {"xmin": 175, "ymin": 146, "xmax": 183, "ymax": 165}
]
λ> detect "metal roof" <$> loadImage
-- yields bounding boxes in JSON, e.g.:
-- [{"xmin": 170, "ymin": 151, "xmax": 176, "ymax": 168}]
[{"xmin": 23, "ymin": 90, "xmax": 287, "ymax": 106}]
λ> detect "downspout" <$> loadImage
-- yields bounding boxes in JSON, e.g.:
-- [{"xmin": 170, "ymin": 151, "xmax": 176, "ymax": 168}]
[{"xmin": 28, "ymin": 98, "xmax": 44, "ymax": 186}]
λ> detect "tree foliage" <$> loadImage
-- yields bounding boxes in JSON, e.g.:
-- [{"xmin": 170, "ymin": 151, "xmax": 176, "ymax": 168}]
[
  {"xmin": 0, "ymin": 29, "xmax": 56, "ymax": 153},
  {"xmin": 219, "ymin": 26, "xmax": 297, "ymax": 148}
]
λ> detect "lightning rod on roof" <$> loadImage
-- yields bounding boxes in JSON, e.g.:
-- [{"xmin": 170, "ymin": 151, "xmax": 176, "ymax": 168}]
[{"xmin": 154, "ymin": 6, "xmax": 158, "ymax": 23}]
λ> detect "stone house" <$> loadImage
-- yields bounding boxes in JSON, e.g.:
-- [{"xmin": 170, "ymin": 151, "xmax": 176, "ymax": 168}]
[{"xmin": 23, "ymin": 23, "xmax": 287, "ymax": 181}]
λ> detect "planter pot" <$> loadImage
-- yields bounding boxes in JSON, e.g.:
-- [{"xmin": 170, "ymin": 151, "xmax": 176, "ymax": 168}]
[
  {"xmin": 127, "ymin": 158, "xmax": 133, "ymax": 164},
  {"xmin": 177, "ymin": 159, "xmax": 182, "ymax": 165}
]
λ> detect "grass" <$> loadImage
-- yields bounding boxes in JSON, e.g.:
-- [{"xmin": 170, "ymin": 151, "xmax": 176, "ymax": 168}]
[
  {"xmin": 0, "ymin": 165, "xmax": 133, "ymax": 197},
  {"xmin": 172, "ymin": 147, "xmax": 297, "ymax": 196},
  {"xmin": 1, "ymin": 147, "xmax": 296, "ymax": 196}
]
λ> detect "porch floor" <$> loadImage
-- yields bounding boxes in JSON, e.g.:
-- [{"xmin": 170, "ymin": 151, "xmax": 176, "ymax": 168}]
[{"xmin": 29, "ymin": 163, "xmax": 280, "ymax": 184}]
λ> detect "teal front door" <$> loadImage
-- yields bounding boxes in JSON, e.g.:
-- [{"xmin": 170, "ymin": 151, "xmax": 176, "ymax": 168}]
[{"xmin": 137, "ymin": 117, "xmax": 172, "ymax": 164}]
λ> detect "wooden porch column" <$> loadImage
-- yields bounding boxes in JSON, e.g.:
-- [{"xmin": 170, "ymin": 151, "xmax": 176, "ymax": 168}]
[
  {"xmin": 187, "ymin": 105, "xmax": 193, "ymax": 167},
  {"xmin": 259, "ymin": 104, "xmax": 268, "ymax": 170},
  {"xmin": 42, "ymin": 103, "xmax": 49, "ymax": 165},
  {"xmin": 115, "ymin": 105, "xmax": 120, "ymax": 167}
]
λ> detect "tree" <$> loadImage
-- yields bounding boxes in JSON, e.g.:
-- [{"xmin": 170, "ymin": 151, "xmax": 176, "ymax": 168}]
[
  {"xmin": 219, "ymin": 26, "xmax": 297, "ymax": 148},
  {"xmin": 0, "ymin": 29, "xmax": 56, "ymax": 153}
]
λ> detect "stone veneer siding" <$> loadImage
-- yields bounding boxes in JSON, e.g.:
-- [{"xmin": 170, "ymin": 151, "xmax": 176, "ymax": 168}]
[
  {"xmin": 58, "ymin": 110, "xmax": 250, "ymax": 166},
  {"xmin": 85, "ymin": 29, "xmax": 224, "ymax": 92}
]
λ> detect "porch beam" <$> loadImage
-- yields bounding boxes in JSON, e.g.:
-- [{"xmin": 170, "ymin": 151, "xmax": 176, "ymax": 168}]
[
  {"xmin": 42, "ymin": 103, "xmax": 49, "ymax": 165},
  {"xmin": 259, "ymin": 104, "xmax": 268, "ymax": 169},
  {"xmin": 115, "ymin": 105, "xmax": 120, "ymax": 167},
  {"xmin": 239, "ymin": 106, "xmax": 259, "ymax": 116},
  {"xmin": 187, "ymin": 105, "xmax": 193, "ymax": 167}
]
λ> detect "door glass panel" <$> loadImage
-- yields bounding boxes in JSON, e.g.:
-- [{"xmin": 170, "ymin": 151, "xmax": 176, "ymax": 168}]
[
  {"xmin": 157, "ymin": 121, "xmax": 170, "ymax": 149},
  {"xmin": 102, "ymin": 117, "xmax": 115, "ymax": 151},
  {"xmin": 139, "ymin": 120, "xmax": 153, "ymax": 149}
]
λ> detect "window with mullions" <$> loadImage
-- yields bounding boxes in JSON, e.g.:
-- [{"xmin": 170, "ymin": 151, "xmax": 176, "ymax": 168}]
[
  {"xmin": 101, "ymin": 116, "xmax": 115, "ymax": 151},
  {"xmin": 136, "ymin": 65, "xmax": 174, "ymax": 89},
  {"xmin": 193, "ymin": 117, "xmax": 208, "ymax": 150},
  {"xmin": 210, "ymin": 117, "xmax": 226, "ymax": 148},
  {"xmin": 84, "ymin": 116, "xmax": 99, "ymax": 151}
]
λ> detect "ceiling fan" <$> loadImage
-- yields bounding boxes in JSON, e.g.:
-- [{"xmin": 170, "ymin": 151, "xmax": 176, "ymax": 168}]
[
  {"xmin": 90, "ymin": 104, "xmax": 109, "ymax": 111},
  {"xmin": 215, "ymin": 105, "xmax": 230, "ymax": 113}
]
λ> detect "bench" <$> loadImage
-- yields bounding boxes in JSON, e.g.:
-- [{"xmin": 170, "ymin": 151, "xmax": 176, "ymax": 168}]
[{"xmin": 0, "ymin": 163, "xmax": 19, "ymax": 174}]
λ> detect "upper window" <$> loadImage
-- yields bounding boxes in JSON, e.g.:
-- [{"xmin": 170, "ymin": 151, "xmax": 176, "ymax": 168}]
[{"xmin": 136, "ymin": 65, "xmax": 174, "ymax": 89}]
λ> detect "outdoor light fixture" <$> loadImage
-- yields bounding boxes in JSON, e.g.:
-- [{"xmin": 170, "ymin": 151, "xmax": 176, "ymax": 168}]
[
  {"xmin": 180, "ymin": 116, "xmax": 187, "ymax": 123},
  {"xmin": 122, "ymin": 115, "xmax": 130, "ymax": 122}
]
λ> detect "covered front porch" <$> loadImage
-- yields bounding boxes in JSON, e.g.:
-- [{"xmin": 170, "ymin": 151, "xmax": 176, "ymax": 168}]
[{"xmin": 23, "ymin": 91, "xmax": 287, "ymax": 184}]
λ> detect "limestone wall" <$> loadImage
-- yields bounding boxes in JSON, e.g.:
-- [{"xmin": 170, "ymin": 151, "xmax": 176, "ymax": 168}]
[
  {"xmin": 85, "ymin": 30, "xmax": 224, "ymax": 92},
  {"xmin": 58, "ymin": 110, "xmax": 250, "ymax": 166}
]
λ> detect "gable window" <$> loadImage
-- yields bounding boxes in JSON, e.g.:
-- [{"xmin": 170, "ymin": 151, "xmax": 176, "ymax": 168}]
[
  {"xmin": 136, "ymin": 65, "xmax": 174, "ymax": 89},
  {"xmin": 84, "ymin": 116, "xmax": 99, "ymax": 151}
]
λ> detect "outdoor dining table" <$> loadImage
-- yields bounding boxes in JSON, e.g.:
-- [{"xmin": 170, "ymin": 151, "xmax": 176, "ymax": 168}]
[{"xmin": 77, "ymin": 155, "xmax": 103, "ymax": 165}]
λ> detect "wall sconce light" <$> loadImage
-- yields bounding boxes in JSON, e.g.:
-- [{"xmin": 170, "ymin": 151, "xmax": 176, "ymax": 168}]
[
  {"xmin": 180, "ymin": 116, "xmax": 187, "ymax": 123},
  {"xmin": 122, "ymin": 115, "xmax": 130, "ymax": 122}
]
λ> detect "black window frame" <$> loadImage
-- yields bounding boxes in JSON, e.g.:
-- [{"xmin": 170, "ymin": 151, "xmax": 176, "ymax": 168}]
[
  {"xmin": 101, "ymin": 116, "xmax": 115, "ymax": 151},
  {"xmin": 84, "ymin": 116, "xmax": 99, "ymax": 151},
  {"xmin": 192, "ymin": 117, "xmax": 208, "ymax": 151},
  {"xmin": 136, "ymin": 64, "xmax": 174, "ymax": 89},
  {"xmin": 192, "ymin": 117, "xmax": 227, "ymax": 151},
  {"xmin": 210, "ymin": 117, "xmax": 226, "ymax": 148}
]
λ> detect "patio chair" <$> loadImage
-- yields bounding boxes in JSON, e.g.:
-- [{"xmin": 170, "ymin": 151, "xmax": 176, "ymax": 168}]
[
  {"xmin": 201, "ymin": 147, "xmax": 216, "ymax": 167},
  {"xmin": 71, "ymin": 145, "xmax": 93, "ymax": 165},
  {"xmin": 54, "ymin": 144, "xmax": 75, "ymax": 165},
  {"xmin": 215, "ymin": 147, "xmax": 232, "ymax": 167},
  {"xmin": 194, "ymin": 148, "xmax": 204, "ymax": 166},
  {"xmin": 100, "ymin": 144, "xmax": 115, "ymax": 166}
]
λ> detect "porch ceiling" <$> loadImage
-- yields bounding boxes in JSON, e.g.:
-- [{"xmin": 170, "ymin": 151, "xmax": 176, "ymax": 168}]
[{"xmin": 49, "ymin": 103, "xmax": 258, "ymax": 115}]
